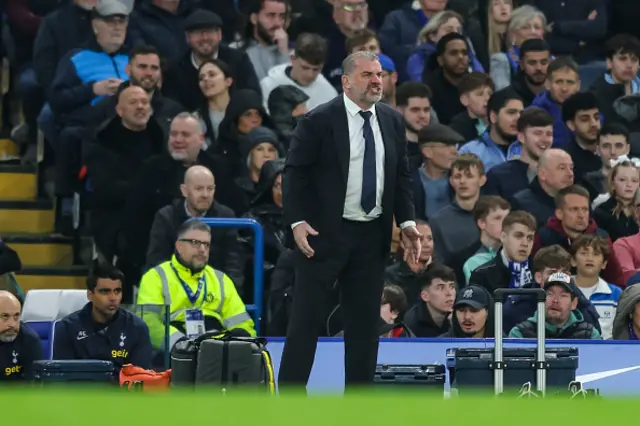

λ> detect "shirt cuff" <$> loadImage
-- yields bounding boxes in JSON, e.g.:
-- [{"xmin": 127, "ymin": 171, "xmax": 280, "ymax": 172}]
[
  {"xmin": 291, "ymin": 221, "xmax": 305, "ymax": 230},
  {"xmin": 399, "ymin": 221, "xmax": 416, "ymax": 230}
]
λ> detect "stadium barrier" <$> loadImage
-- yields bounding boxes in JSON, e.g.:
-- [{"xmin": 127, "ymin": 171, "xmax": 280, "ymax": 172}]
[{"xmin": 200, "ymin": 217, "xmax": 264, "ymax": 332}]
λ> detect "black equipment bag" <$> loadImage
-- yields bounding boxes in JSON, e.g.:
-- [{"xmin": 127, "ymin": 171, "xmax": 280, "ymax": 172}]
[
  {"xmin": 374, "ymin": 364, "xmax": 446, "ymax": 392},
  {"xmin": 32, "ymin": 360, "xmax": 116, "ymax": 383},
  {"xmin": 448, "ymin": 288, "xmax": 579, "ymax": 396},
  {"xmin": 170, "ymin": 331, "xmax": 275, "ymax": 393}
]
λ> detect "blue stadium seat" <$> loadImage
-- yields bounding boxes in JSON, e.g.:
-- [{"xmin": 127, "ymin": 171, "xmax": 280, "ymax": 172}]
[{"xmin": 23, "ymin": 290, "xmax": 88, "ymax": 359}]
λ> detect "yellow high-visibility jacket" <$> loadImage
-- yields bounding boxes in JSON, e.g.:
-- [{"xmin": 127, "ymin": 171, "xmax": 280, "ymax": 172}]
[{"xmin": 137, "ymin": 255, "xmax": 256, "ymax": 349}]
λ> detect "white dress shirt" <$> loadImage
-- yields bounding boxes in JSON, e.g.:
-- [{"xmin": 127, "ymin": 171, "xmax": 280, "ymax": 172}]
[{"xmin": 292, "ymin": 94, "xmax": 415, "ymax": 231}]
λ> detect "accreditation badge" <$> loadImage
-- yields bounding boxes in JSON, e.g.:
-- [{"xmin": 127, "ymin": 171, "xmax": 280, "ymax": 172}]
[{"xmin": 185, "ymin": 309, "xmax": 205, "ymax": 338}]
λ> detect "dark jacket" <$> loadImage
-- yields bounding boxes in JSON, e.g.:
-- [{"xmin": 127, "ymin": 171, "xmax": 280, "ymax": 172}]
[
  {"xmin": 267, "ymin": 84, "xmax": 309, "ymax": 148},
  {"xmin": 468, "ymin": 248, "xmax": 534, "ymax": 294},
  {"xmin": 503, "ymin": 280, "xmax": 602, "ymax": 335},
  {"xmin": 534, "ymin": 0, "xmax": 608, "ymax": 62},
  {"xmin": 484, "ymin": 158, "xmax": 531, "ymax": 202},
  {"xmin": 33, "ymin": 2, "xmax": 94, "ymax": 89},
  {"xmin": 146, "ymin": 199, "xmax": 245, "ymax": 290},
  {"xmin": 89, "ymin": 81, "xmax": 185, "ymax": 139},
  {"xmin": 593, "ymin": 197, "xmax": 640, "ymax": 243},
  {"xmin": 48, "ymin": 38, "xmax": 131, "ymax": 123},
  {"xmin": 128, "ymin": 0, "xmax": 193, "ymax": 66},
  {"xmin": 119, "ymin": 149, "xmax": 232, "ymax": 269},
  {"xmin": 242, "ymin": 159, "xmax": 287, "ymax": 268},
  {"xmin": 441, "ymin": 286, "xmax": 496, "ymax": 338},
  {"xmin": 0, "ymin": 323, "xmax": 43, "ymax": 381},
  {"xmin": 211, "ymin": 89, "xmax": 278, "ymax": 176},
  {"xmin": 384, "ymin": 261, "xmax": 439, "ymax": 307},
  {"xmin": 403, "ymin": 301, "xmax": 451, "ymax": 337},
  {"xmin": 53, "ymin": 303, "xmax": 153, "ymax": 369},
  {"xmin": 449, "ymin": 112, "xmax": 481, "ymax": 143},
  {"xmin": 423, "ymin": 68, "xmax": 465, "ymax": 125},
  {"xmin": 590, "ymin": 74, "xmax": 629, "ymax": 127},
  {"xmin": 532, "ymin": 216, "xmax": 625, "ymax": 287},
  {"xmin": 511, "ymin": 177, "xmax": 556, "ymax": 229},
  {"xmin": 84, "ymin": 116, "xmax": 165, "ymax": 258},
  {"xmin": 509, "ymin": 71, "xmax": 538, "ymax": 107},
  {"xmin": 267, "ymin": 248, "xmax": 296, "ymax": 337},
  {"xmin": 0, "ymin": 242, "xmax": 22, "ymax": 275},
  {"xmin": 563, "ymin": 136, "xmax": 601, "ymax": 181},
  {"xmin": 162, "ymin": 45, "xmax": 261, "ymax": 111}
]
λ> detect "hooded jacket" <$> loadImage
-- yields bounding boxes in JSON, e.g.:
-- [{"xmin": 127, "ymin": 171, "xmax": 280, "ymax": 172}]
[
  {"xmin": 267, "ymin": 84, "xmax": 309, "ymax": 147},
  {"xmin": 212, "ymin": 89, "xmax": 277, "ymax": 173},
  {"xmin": 509, "ymin": 309, "xmax": 601, "ymax": 340},
  {"xmin": 242, "ymin": 159, "xmax": 288, "ymax": 267},
  {"xmin": 260, "ymin": 63, "xmax": 337, "ymax": 113},
  {"xmin": 442, "ymin": 286, "xmax": 496, "ymax": 338},
  {"xmin": 532, "ymin": 217, "xmax": 625, "ymax": 287},
  {"xmin": 611, "ymin": 284, "xmax": 640, "ymax": 340},
  {"xmin": 404, "ymin": 302, "xmax": 451, "ymax": 338},
  {"xmin": 530, "ymin": 91, "xmax": 571, "ymax": 148}
]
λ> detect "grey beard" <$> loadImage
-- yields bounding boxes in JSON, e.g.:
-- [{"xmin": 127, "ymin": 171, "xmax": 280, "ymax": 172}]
[{"xmin": 0, "ymin": 332, "xmax": 18, "ymax": 343}]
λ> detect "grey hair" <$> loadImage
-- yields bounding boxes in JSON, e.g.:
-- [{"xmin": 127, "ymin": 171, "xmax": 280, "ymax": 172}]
[
  {"xmin": 173, "ymin": 112, "xmax": 202, "ymax": 130},
  {"xmin": 417, "ymin": 10, "xmax": 463, "ymax": 44},
  {"xmin": 507, "ymin": 5, "xmax": 547, "ymax": 44},
  {"xmin": 177, "ymin": 219, "xmax": 211, "ymax": 240},
  {"xmin": 342, "ymin": 51, "xmax": 380, "ymax": 76}
]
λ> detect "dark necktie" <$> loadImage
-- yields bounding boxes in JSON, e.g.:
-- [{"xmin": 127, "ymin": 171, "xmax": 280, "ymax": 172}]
[{"xmin": 359, "ymin": 110, "xmax": 376, "ymax": 214}]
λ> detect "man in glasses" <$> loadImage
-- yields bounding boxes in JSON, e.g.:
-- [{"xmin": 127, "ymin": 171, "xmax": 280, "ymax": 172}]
[
  {"xmin": 137, "ymin": 219, "xmax": 255, "ymax": 350},
  {"xmin": 145, "ymin": 165, "xmax": 244, "ymax": 294}
]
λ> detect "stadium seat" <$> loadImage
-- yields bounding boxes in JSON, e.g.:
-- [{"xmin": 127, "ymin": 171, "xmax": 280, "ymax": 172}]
[{"xmin": 22, "ymin": 290, "xmax": 88, "ymax": 359}]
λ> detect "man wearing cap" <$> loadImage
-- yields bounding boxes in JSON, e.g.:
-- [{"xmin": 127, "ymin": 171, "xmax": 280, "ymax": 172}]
[
  {"xmin": 128, "ymin": 0, "xmax": 193, "ymax": 66},
  {"xmin": 377, "ymin": 53, "xmax": 398, "ymax": 106},
  {"xmin": 509, "ymin": 272, "xmax": 601, "ymax": 339},
  {"xmin": 412, "ymin": 124, "xmax": 462, "ymax": 220},
  {"xmin": 260, "ymin": 33, "xmax": 337, "ymax": 113},
  {"xmin": 442, "ymin": 285, "xmax": 495, "ymax": 338},
  {"xmin": 163, "ymin": 9, "xmax": 261, "ymax": 111}
]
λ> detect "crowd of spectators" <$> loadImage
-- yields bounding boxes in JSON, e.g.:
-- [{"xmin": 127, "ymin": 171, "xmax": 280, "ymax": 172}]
[{"xmin": 1, "ymin": 0, "xmax": 640, "ymax": 343}]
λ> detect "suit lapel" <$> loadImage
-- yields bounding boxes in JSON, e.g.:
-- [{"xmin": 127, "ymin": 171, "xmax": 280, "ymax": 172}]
[
  {"xmin": 375, "ymin": 104, "xmax": 395, "ymax": 179},
  {"xmin": 333, "ymin": 97, "xmax": 350, "ymax": 182}
]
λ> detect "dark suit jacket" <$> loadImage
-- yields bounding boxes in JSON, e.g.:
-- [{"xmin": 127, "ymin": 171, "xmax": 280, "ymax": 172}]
[{"xmin": 283, "ymin": 96, "xmax": 415, "ymax": 259}]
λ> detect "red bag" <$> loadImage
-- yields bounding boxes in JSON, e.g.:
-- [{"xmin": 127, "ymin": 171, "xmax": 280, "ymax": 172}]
[{"xmin": 119, "ymin": 364, "xmax": 171, "ymax": 391}]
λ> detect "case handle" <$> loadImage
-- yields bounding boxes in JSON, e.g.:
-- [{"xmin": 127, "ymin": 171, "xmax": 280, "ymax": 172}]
[{"xmin": 493, "ymin": 288, "xmax": 546, "ymax": 303}]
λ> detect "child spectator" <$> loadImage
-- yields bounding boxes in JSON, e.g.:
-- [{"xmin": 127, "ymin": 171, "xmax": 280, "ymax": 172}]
[
  {"xmin": 570, "ymin": 235, "xmax": 622, "ymax": 339},
  {"xmin": 592, "ymin": 157, "xmax": 640, "ymax": 242},
  {"xmin": 449, "ymin": 72, "xmax": 495, "ymax": 143},
  {"xmin": 612, "ymin": 284, "xmax": 640, "ymax": 340},
  {"xmin": 379, "ymin": 284, "xmax": 412, "ymax": 338},
  {"xmin": 462, "ymin": 196, "xmax": 511, "ymax": 284}
]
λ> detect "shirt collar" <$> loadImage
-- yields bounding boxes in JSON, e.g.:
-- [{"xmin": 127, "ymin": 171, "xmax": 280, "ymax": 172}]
[
  {"xmin": 191, "ymin": 51, "xmax": 219, "ymax": 69},
  {"xmin": 343, "ymin": 93, "xmax": 377, "ymax": 119}
]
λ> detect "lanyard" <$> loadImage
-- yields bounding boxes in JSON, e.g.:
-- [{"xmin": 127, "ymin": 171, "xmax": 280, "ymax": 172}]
[
  {"xmin": 630, "ymin": 323, "xmax": 639, "ymax": 340},
  {"xmin": 170, "ymin": 264, "xmax": 207, "ymax": 307}
]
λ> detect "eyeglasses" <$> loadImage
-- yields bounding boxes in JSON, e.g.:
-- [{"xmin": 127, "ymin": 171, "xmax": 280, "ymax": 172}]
[
  {"xmin": 341, "ymin": 1, "xmax": 368, "ymax": 12},
  {"xmin": 179, "ymin": 239, "xmax": 211, "ymax": 249}
]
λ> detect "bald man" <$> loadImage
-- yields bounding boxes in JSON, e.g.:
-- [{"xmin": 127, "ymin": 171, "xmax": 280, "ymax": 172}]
[
  {"xmin": 512, "ymin": 149, "xmax": 575, "ymax": 228},
  {"xmin": 145, "ymin": 165, "xmax": 244, "ymax": 291},
  {"xmin": 0, "ymin": 291, "xmax": 43, "ymax": 381},
  {"xmin": 84, "ymin": 82, "xmax": 165, "ymax": 266}
]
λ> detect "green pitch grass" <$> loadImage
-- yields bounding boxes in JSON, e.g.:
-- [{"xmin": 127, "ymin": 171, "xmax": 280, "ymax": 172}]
[{"xmin": 2, "ymin": 388, "xmax": 634, "ymax": 425}]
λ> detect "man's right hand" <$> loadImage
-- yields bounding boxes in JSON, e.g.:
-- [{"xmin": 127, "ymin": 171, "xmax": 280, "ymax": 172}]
[
  {"xmin": 293, "ymin": 221, "xmax": 318, "ymax": 258},
  {"xmin": 93, "ymin": 78, "xmax": 122, "ymax": 96}
]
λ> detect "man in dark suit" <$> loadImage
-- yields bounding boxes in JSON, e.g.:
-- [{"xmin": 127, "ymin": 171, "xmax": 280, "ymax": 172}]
[{"xmin": 279, "ymin": 51, "xmax": 422, "ymax": 390}]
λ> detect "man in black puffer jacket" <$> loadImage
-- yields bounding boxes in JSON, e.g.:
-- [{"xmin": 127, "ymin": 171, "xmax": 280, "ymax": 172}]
[{"xmin": 509, "ymin": 272, "xmax": 601, "ymax": 339}]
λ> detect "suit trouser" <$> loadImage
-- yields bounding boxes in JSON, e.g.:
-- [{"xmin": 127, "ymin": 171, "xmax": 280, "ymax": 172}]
[{"xmin": 278, "ymin": 218, "xmax": 386, "ymax": 392}]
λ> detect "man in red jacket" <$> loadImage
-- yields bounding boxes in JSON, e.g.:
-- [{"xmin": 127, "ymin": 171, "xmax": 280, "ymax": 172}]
[{"xmin": 531, "ymin": 184, "xmax": 625, "ymax": 287}]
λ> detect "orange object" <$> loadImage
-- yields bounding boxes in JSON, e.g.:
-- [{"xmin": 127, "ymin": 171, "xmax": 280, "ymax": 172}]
[{"xmin": 119, "ymin": 364, "xmax": 172, "ymax": 391}]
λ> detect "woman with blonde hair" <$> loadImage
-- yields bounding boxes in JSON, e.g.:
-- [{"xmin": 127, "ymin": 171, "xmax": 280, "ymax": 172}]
[
  {"xmin": 490, "ymin": 5, "xmax": 546, "ymax": 90},
  {"xmin": 593, "ymin": 156, "xmax": 640, "ymax": 242},
  {"xmin": 487, "ymin": 0, "xmax": 513, "ymax": 55},
  {"xmin": 407, "ymin": 10, "xmax": 484, "ymax": 82}
]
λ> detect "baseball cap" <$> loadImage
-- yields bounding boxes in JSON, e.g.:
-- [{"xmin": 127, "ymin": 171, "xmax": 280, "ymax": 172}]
[
  {"xmin": 184, "ymin": 9, "xmax": 223, "ymax": 32},
  {"xmin": 376, "ymin": 53, "xmax": 396, "ymax": 73},
  {"xmin": 94, "ymin": 0, "xmax": 130, "ymax": 18},
  {"xmin": 543, "ymin": 272, "xmax": 578, "ymax": 296},
  {"xmin": 454, "ymin": 285, "xmax": 491, "ymax": 310},
  {"xmin": 417, "ymin": 123, "xmax": 464, "ymax": 146}
]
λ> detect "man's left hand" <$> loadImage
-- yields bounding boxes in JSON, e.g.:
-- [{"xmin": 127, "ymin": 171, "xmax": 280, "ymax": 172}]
[{"xmin": 401, "ymin": 226, "xmax": 422, "ymax": 264}]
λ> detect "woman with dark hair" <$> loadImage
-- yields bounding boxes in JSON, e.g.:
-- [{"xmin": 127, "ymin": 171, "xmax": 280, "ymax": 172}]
[{"xmin": 193, "ymin": 59, "xmax": 234, "ymax": 149}]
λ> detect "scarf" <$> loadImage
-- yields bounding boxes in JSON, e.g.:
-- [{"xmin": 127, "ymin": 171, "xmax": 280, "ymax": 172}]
[{"xmin": 502, "ymin": 250, "xmax": 532, "ymax": 288}]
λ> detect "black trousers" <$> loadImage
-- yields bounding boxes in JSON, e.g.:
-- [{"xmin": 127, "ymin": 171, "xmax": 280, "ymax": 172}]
[{"xmin": 278, "ymin": 219, "xmax": 386, "ymax": 392}]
